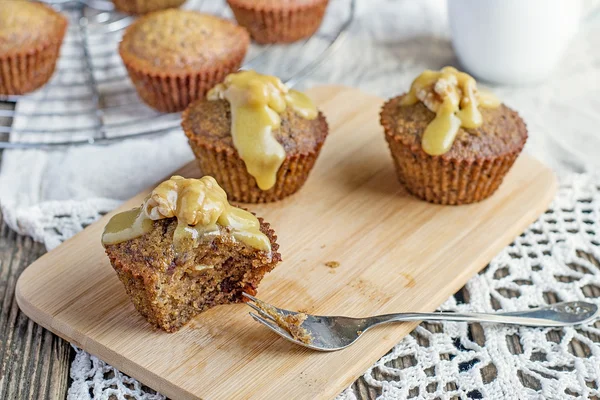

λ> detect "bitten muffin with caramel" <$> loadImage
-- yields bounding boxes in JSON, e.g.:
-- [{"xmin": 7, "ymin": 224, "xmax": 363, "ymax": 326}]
[
  {"xmin": 227, "ymin": 0, "xmax": 329, "ymax": 44},
  {"xmin": 119, "ymin": 10, "xmax": 249, "ymax": 112},
  {"xmin": 111, "ymin": 0, "xmax": 186, "ymax": 15},
  {"xmin": 182, "ymin": 70, "xmax": 329, "ymax": 203},
  {"xmin": 102, "ymin": 175, "xmax": 281, "ymax": 332},
  {"xmin": 0, "ymin": 1, "xmax": 67, "ymax": 95},
  {"xmin": 380, "ymin": 67, "xmax": 527, "ymax": 205}
]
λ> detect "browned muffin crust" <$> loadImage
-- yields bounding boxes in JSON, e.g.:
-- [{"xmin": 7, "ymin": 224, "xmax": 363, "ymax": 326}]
[
  {"xmin": 111, "ymin": 0, "xmax": 186, "ymax": 15},
  {"xmin": 227, "ymin": 0, "xmax": 329, "ymax": 44},
  {"xmin": 104, "ymin": 215, "xmax": 280, "ymax": 332},
  {"xmin": 183, "ymin": 99, "xmax": 327, "ymax": 155},
  {"xmin": 182, "ymin": 99, "xmax": 329, "ymax": 203},
  {"xmin": 119, "ymin": 10, "xmax": 249, "ymax": 112},
  {"xmin": 0, "ymin": 1, "xmax": 68, "ymax": 95},
  {"xmin": 380, "ymin": 94, "xmax": 527, "ymax": 205},
  {"xmin": 381, "ymin": 95, "xmax": 528, "ymax": 161},
  {"xmin": 120, "ymin": 11, "xmax": 249, "ymax": 75}
]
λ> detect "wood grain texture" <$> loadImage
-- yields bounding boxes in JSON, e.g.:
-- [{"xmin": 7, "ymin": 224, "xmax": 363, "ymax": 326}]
[
  {"xmin": 14, "ymin": 86, "xmax": 557, "ymax": 400},
  {"xmin": 0, "ymin": 148, "xmax": 72, "ymax": 400}
]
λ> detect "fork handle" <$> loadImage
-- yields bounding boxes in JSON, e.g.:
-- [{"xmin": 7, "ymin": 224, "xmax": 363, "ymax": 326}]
[{"xmin": 365, "ymin": 301, "xmax": 598, "ymax": 328}]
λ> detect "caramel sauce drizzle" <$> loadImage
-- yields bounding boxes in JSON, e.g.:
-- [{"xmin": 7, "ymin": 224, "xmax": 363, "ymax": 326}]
[
  {"xmin": 207, "ymin": 70, "xmax": 317, "ymax": 190},
  {"xmin": 401, "ymin": 66, "xmax": 500, "ymax": 155},
  {"xmin": 102, "ymin": 176, "xmax": 271, "ymax": 255}
]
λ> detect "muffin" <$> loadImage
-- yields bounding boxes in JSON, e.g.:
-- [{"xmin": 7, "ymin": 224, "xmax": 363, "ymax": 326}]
[
  {"xmin": 119, "ymin": 9, "xmax": 250, "ymax": 112},
  {"xmin": 227, "ymin": 0, "xmax": 329, "ymax": 44},
  {"xmin": 182, "ymin": 70, "xmax": 329, "ymax": 203},
  {"xmin": 111, "ymin": 0, "xmax": 186, "ymax": 15},
  {"xmin": 380, "ymin": 66, "xmax": 527, "ymax": 205},
  {"xmin": 102, "ymin": 175, "xmax": 281, "ymax": 332},
  {"xmin": 0, "ymin": 1, "xmax": 67, "ymax": 95}
]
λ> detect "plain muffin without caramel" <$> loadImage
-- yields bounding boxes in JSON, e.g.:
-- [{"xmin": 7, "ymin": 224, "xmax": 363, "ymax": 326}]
[
  {"xmin": 111, "ymin": 0, "xmax": 186, "ymax": 15},
  {"xmin": 227, "ymin": 0, "xmax": 329, "ymax": 44},
  {"xmin": 119, "ymin": 9, "xmax": 249, "ymax": 112},
  {"xmin": 0, "ymin": 1, "xmax": 67, "ymax": 95}
]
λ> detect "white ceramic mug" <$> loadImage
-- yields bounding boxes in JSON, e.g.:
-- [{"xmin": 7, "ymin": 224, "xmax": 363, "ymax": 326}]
[{"xmin": 448, "ymin": 0, "xmax": 582, "ymax": 85}]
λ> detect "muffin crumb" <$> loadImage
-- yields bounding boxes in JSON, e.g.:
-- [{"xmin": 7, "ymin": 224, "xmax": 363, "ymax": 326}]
[
  {"xmin": 325, "ymin": 261, "xmax": 340, "ymax": 268},
  {"xmin": 255, "ymin": 301, "xmax": 312, "ymax": 344}
]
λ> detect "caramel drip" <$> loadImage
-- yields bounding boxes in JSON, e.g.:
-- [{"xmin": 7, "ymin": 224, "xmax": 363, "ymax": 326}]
[
  {"xmin": 101, "ymin": 176, "xmax": 271, "ymax": 254},
  {"xmin": 101, "ymin": 208, "xmax": 153, "ymax": 246},
  {"xmin": 401, "ymin": 66, "xmax": 500, "ymax": 156},
  {"xmin": 207, "ymin": 70, "xmax": 317, "ymax": 190}
]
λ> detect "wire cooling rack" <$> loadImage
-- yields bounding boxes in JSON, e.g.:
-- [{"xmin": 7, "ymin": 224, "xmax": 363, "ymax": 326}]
[{"xmin": 0, "ymin": 0, "xmax": 355, "ymax": 149}]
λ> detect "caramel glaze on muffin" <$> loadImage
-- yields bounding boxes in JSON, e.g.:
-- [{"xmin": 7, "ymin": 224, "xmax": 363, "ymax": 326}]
[
  {"xmin": 111, "ymin": 0, "xmax": 186, "ymax": 15},
  {"xmin": 0, "ymin": 1, "xmax": 68, "ymax": 95},
  {"xmin": 227, "ymin": 0, "xmax": 329, "ymax": 44},
  {"xmin": 381, "ymin": 96, "xmax": 527, "ymax": 205},
  {"xmin": 119, "ymin": 10, "xmax": 249, "ymax": 112},
  {"xmin": 103, "ymin": 175, "xmax": 282, "ymax": 332},
  {"xmin": 183, "ymin": 99, "xmax": 328, "ymax": 203}
]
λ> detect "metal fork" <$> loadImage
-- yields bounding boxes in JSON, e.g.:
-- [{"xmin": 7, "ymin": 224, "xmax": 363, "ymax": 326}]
[{"xmin": 242, "ymin": 293, "xmax": 599, "ymax": 351}]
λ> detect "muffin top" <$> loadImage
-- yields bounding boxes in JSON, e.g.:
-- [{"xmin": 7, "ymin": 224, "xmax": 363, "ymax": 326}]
[
  {"xmin": 381, "ymin": 66, "xmax": 527, "ymax": 160},
  {"xmin": 381, "ymin": 96, "xmax": 527, "ymax": 161},
  {"xmin": 184, "ymin": 98, "xmax": 327, "ymax": 153},
  {"xmin": 184, "ymin": 70, "xmax": 327, "ymax": 190},
  {"xmin": 227, "ymin": 0, "xmax": 327, "ymax": 10},
  {"xmin": 102, "ymin": 175, "xmax": 271, "ymax": 254},
  {"xmin": 119, "ymin": 9, "xmax": 249, "ymax": 74},
  {"xmin": 0, "ymin": 1, "xmax": 67, "ymax": 56}
]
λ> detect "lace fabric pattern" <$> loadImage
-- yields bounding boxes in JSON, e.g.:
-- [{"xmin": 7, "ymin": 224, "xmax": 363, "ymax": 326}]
[{"xmin": 65, "ymin": 172, "xmax": 600, "ymax": 399}]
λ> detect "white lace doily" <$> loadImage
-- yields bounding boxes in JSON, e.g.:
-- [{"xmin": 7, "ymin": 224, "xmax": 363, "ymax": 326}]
[{"xmin": 66, "ymin": 171, "xmax": 600, "ymax": 400}]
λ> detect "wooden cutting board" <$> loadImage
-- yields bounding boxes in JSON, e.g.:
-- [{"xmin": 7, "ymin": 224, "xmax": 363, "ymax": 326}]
[{"xmin": 16, "ymin": 86, "xmax": 556, "ymax": 400}]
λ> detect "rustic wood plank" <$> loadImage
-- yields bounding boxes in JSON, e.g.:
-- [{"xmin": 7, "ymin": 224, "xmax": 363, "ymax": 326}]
[{"xmin": 0, "ymin": 147, "xmax": 72, "ymax": 400}]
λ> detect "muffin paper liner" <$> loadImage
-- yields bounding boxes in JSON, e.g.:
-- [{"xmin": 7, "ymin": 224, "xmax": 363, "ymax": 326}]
[
  {"xmin": 227, "ymin": 0, "xmax": 328, "ymax": 44},
  {"xmin": 183, "ymin": 111, "xmax": 328, "ymax": 203},
  {"xmin": 380, "ymin": 99, "xmax": 525, "ymax": 205},
  {"xmin": 121, "ymin": 49, "xmax": 247, "ymax": 113},
  {"xmin": 0, "ymin": 14, "xmax": 67, "ymax": 95},
  {"xmin": 112, "ymin": 0, "xmax": 187, "ymax": 15}
]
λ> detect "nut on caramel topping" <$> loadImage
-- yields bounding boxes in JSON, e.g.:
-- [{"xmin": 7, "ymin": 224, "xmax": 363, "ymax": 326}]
[
  {"xmin": 102, "ymin": 176, "xmax": 271, "ymax": 254},
  {"xmin": 401, "ymin": 66, "xmax": 500, "ymax": 156},
  {"xmin": 143, "ymin": 175, "xmax": 226, "ymax": 226}
]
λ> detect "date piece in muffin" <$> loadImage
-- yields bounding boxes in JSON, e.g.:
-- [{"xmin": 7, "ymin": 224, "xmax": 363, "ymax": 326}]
[
  {"xmin": 380, "ymin": 66, "xmax": 527, "ymax": 205},
  {"xmin": 182, "ymin": 70, "xmax": 329, "ymax": 203},
  {"xmin": 119, "ymin": 9, "xmax": 250, "ymax": 112},
  {"xmin": 111, "ymin": 0, "xmax": 186, "ymax": 15},
  {"xmin": 0, "ymin": 1, "xmax": 67, "ymax": 95},
  {"xmin": 227, "ymin": 0, "xmax": 329, "ymax": 44},
  {"xmin": 102, "ymin": 175, "xmax": 281, "ymax": 332}
]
